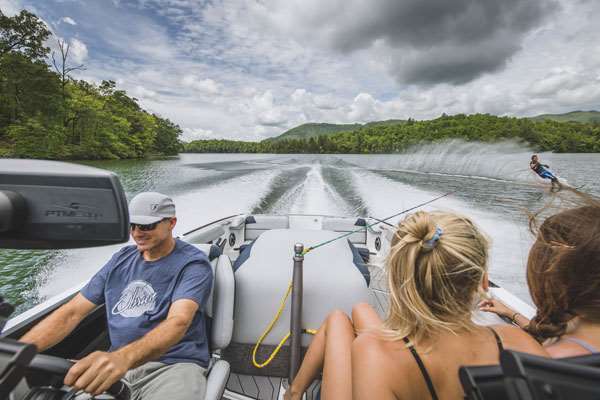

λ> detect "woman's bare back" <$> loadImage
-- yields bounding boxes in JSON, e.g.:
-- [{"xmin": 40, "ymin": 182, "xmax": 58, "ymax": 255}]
[{"xmin": 353, "ymin": 324, "xmax": 547, "ymax": 400}]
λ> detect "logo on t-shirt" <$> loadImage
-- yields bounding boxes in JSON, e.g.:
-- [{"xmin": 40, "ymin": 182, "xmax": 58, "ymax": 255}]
[{"xmin": 111, "ymin": 280, "xmax": 157, "ymax": 318}]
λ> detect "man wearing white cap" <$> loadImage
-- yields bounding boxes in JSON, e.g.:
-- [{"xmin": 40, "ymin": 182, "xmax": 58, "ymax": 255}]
[{"xmin": 21, "ymin": 192, "xmax": 212, "ymax": 400}]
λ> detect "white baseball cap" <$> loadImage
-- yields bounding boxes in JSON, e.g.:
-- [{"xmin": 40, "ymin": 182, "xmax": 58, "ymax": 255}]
[{"xmin": 129, "ymin": 192, "xmax": 176, "ymax": 224}]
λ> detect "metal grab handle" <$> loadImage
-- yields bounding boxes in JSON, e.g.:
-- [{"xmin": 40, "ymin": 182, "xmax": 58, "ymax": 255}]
[{"xmin": 289, "ymin": 243, "xmax": 304, "ymax": 384}]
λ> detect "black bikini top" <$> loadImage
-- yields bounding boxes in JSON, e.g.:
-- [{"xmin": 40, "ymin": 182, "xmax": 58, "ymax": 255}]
[{"xmin": 403, "ymin": 327, "xmax": 504, "ymax": 400}]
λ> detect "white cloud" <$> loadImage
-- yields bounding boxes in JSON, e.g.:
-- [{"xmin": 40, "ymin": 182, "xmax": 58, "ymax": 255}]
[
  {"xmin": 69, "ymin": 38, "xmax": 88, "ymax": 64},
  {"xmin": 184, "ymin": 127, "xmax": 216, "ymax": 141},
  {"xmin": 37, "ymin": 0, "xmax": 600, "ymax": 141},
  {"xmin": 0, "ymin": 0, "xmax": 21, "ymax": 16},
  {"xmin": 348, "ymin": 93, "xmax": 378, "ymax": 122},
  {"xmin": 61, "ymin": 16, "xmax": 76, "ymax": 25},
  {"xmin": 181, "ymin": 76, "xmax": 220, "ymax": 95},
  {"xmin": 257, "ymin": 109, "xmax": 286, "ymax": 127},
  {"xmin": 131, "ymin": 85, "xmax": 157, "ymax": 99},
  {"xmin": 527, "ymin": 68, "xmax": 586, "ymax": 97}
]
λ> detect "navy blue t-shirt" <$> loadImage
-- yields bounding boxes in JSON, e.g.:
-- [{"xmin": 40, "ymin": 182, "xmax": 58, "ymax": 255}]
[{"xmin": 81, "ymin": 239, "xmax": 213, "ymax": 367}]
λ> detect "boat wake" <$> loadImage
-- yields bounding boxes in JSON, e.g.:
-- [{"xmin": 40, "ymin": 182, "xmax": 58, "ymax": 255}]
[
  {"xmin": 351, "ymin": 169, "xmax": 533, "ymax": 301},
  {"xmin": 34, "ymin": 152, "xmax": 537, "ymax": 308},
  {"xmin": 341, "ymin": 139, "xmax": 550, "ymax": 184}
]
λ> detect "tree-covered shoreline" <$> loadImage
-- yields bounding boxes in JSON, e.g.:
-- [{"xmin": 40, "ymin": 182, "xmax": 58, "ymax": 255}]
[
  {"xmin": 3, "ymin": 10, "xmax": 599, "ymax": 160},
  {"xmin": 185, "ymin": 114, "xmax": 600, "ymax": 154},
  {"xmin": 0, "ymin": 10, "xmax": 182, "ymax": 160}
]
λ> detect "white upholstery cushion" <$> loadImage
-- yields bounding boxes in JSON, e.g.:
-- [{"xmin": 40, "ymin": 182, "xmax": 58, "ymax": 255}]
[
  {"xmin": 210, "ymin": 255, "xmax": 235, "ymax": 350},
  {"xmin": 322, "ymin": 217, "xmax": 367, "ymax": 244},
  {"xmin": 190, "ymin": 244, "xmax": 234, "ymax": 351},
  {"xmin": 193, "ymin": 244, "xmax": 219, "ymax": 319},
  {"xmin": 245, "ymin": 215, "xmax": 289, "ymax": 240},
  {"xmin": 204, "ymin": 359, "xmax": 230, "ymax": 400},
  {"xmin": 232, "ymin": 229, "xmax": 370, "ymax": 346}
]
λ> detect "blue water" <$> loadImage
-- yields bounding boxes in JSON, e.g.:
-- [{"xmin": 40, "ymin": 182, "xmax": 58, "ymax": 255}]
[{"xmin": 1, "ymin": 142, "xmax": 598, "ymax": 313}]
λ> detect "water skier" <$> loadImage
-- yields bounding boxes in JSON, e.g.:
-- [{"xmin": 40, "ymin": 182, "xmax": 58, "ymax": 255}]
[{"xmin": 530, "ymin": 154, "xmax": 560, "ymax": 191}]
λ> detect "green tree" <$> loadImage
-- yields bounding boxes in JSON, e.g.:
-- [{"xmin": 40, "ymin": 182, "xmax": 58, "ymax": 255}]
[
  {"xmin": 153, "ymin": 116, "xmax": 182, "ymax": 155},
  {"xmin": 0, "ymin": 9, "xmax": 50, "ymax": 60}
]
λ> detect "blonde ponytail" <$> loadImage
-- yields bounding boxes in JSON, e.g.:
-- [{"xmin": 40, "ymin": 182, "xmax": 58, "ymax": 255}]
[{"xmin": 383, "ymin": 211, "xmax": 489, "ymax": 346}]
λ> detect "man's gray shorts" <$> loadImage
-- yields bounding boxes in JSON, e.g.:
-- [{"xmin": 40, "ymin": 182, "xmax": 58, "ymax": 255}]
[
  {"xmin": 67, "ymin": 361, "xmax": 206, "ymax": 400},
  {"xmin": 12, "ymin": 362, "xmax": 207, "ymax": 400},
  {"xmin": 124, "ymin": 362, "xmax": 207, "ymax": 400}
]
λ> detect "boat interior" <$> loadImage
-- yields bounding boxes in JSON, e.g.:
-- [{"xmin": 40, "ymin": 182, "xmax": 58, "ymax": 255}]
[{"xmin": 3, "ymin": 214, "xmax": 600, "ymax": 400}]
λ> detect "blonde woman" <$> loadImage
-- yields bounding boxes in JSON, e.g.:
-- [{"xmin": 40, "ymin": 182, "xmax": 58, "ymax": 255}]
[
  {"xmin": 286, "ymin": 211, "xmax": 547, "ymax": 400},
  {"xmin": 352, "ymin": 211, "xmax": 547, "ymax": 400}
]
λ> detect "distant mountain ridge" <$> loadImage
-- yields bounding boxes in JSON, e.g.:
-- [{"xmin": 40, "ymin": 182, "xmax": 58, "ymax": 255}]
[
  {"xmin": 270, "ymin": 112, "xmax": 599, "ymax": 142},
  {"xmin": 269, "ymin": 119, "xmax": 406, "ymax": 141},
  {"xmin": 185, "ymin": 113, "xmax": 600, "ymax": 154},
  {"xmin": 528, "ymin": 110, "xmax": 600, "ymax": 123}
]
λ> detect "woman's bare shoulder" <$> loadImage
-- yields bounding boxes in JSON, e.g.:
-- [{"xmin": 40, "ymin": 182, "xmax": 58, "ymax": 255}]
[
  {"xmin": 353, "ymin": 332, "xmax": 413, "ymax": 368},
  {"xmin": 353, "ymin": 331, "xmax": 389, "ymax": 356},
  {"xmin": 352, "ymin": 332, "xmax": 419, "ymax": 399},
  {"xmin": 491, "ymin": 324, "xmax": 549, "ymax": 357},
  {"xmin": 545, "ymin": 340, "xmax": 591, "ymax": 358}
]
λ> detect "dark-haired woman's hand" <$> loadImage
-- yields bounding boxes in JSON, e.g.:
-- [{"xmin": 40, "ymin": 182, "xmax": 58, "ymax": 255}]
[{"xmin": 479, "ymin": 298, "xmax": 514, "ymax": 318}]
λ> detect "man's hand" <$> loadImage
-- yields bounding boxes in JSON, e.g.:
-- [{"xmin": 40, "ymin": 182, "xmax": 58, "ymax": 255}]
[{"xmin": 64, "ymin": 351, "xmax": 131, "ymax": 396}]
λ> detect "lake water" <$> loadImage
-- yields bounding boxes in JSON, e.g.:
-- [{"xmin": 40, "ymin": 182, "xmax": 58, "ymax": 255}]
[{"xmin": 1, "ymin": 141, "xmax": 599, "ymax": 315}]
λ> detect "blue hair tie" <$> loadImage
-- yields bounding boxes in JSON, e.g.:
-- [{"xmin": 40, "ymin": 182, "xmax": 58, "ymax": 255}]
[{"xmin": 422, "ymin": 227, "xmax": 443, "ymax": 251}]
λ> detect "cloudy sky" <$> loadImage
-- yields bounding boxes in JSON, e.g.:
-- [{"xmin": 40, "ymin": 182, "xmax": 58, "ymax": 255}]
[{"xmin": 1, "ymin": 0, "xmax": 599, "ymax": 141}]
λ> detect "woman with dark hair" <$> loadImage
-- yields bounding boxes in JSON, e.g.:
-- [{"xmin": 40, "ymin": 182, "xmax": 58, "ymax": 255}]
[{"xmin": 481, "ymin": 204, "xmax": 600, "ymax": 357}]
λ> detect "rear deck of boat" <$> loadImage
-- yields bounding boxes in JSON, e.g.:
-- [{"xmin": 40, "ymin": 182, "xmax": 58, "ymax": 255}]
[{"xmin": 222, "ymin": 262, "xmax": 389, "ymax": 400}]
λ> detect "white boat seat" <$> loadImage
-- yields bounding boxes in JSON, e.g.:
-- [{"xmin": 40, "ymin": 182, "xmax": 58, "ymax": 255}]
[
  {"xmin": 244, "ymin": 215, "xmax": 289, "ymax": 240},
  {"xmin": 232, "ymin": 229, "xmax": 370, "ymax": 346},
  {"xmin": 322, "ymin": 217, "xmax": 367, "ymax": 244},
  {"xmin": 193, "ymin": 244, "xmax": 235, "ymax": 400}
]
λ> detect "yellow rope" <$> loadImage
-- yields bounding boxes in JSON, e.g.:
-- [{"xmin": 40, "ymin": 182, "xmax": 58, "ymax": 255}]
[{"xmin": 251, "ymin": 281, "xmax": 316, "ymax": 368}]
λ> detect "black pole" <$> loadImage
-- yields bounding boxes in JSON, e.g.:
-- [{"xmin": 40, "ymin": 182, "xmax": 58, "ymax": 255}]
[{"xmin": 289, "ymin": 243, "xmax": 304, "ymax": 384}]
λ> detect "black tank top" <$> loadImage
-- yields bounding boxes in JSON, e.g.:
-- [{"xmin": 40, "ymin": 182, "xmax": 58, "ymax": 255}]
[{"xmin": 402, "ymin": 327, "xmax": 504, "ymax": 400}]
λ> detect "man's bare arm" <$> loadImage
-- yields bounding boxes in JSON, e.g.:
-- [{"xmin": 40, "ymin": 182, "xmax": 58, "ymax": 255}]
[
  {"xmin": 64, "ymin": 298, "xmax": 199, "ymax": 395},
  {"xmin": 118, "ymin": 298, "xmax": 199, "ymax": 368},
  {"xmin": 20, "ymin": 293, "xmax": 97, "ymax": 351}
]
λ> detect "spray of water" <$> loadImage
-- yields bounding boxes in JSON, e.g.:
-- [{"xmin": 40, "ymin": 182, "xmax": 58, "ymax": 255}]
[
  {"xmin": 350, "ymin": 169, "xmax": 533, "ymax": 301},
  {"xmin": 341, "ymin": 139, "xmax": 552, "ymax": 183}
]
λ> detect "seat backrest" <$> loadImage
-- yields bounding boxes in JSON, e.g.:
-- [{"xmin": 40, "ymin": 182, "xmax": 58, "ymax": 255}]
[
  {"xmin": 244, "ymin": 215, "xmax": 289, "ymax": 241},
  {"xmin": 459, "ymin": 365, "xmax": 507, "ymax": 400},
  {"xmin": 501, "ymin": 350, "xmax": 600, "ymax": 400},
  {"xmin": 193, "ymin": 244, "xmax": 235, "ymax": 352},
  {"xmin": 322, "ymin": 217, "xmax": 367, "ymax": 244}
]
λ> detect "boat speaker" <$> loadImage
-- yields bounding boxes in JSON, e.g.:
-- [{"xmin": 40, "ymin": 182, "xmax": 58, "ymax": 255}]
[{"xmin": 0, "ymin": 159, "xmax": 129, "ymax": 249}]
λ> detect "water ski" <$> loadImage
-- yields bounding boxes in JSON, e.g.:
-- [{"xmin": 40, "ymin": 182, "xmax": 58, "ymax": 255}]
[{"xmin": 531, "ymin": 171, "xmax": 585, "ymax": 194}]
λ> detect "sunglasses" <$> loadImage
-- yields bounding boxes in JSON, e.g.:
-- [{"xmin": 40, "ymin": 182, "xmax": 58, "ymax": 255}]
[{"xmin": 130, "ymin": 218, "xmax": 171, "ymax": 232}]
